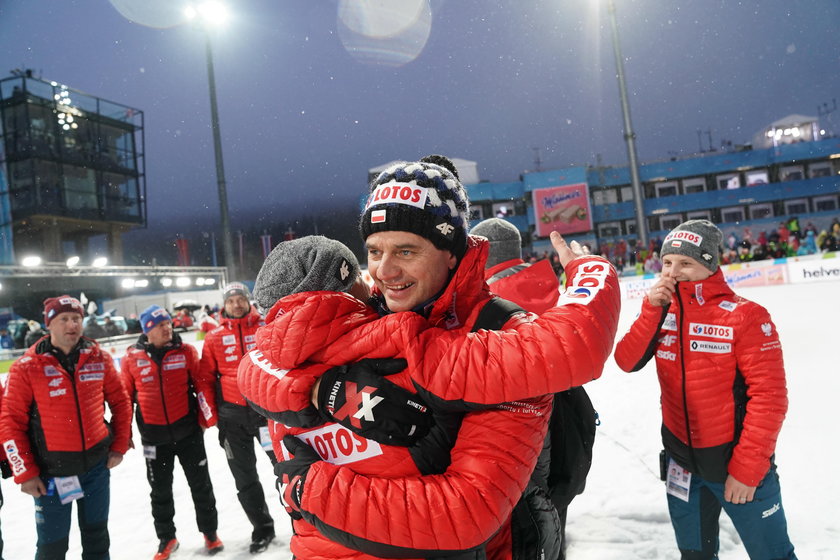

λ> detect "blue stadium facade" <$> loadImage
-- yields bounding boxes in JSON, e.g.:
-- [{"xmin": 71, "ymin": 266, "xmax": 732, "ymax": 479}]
[{"xmin": 465, "ymin": 133, "xmax": 840, "ymax": 256}]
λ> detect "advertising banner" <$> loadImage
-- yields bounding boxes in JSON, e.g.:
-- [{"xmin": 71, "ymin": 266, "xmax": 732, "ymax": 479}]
[
  {"xmin": 786, "ymin": 257, "xmax": 840, "ymax": 283},
  {"xmin": 722, "ymin": 263, "xmax": 787, "ymax": 288},
  {"xmin": 532, "ymin": 183, "xmax": 593, "ymax": 237}
]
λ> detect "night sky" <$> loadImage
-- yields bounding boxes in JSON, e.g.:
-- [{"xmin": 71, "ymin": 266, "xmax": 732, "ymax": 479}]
[{"xmin": 2, "ymin": 0, "xmax": 838, "ymax": 251}]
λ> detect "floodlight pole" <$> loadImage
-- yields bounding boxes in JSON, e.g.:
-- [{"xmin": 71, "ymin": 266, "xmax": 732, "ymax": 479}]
[
  {"xmin": 203, "ymin": 31, "xmax": 236, "ymax": 278},
  {"xmin": 608, "ymin": 0, "xmax": 648, "ymax": 248}
]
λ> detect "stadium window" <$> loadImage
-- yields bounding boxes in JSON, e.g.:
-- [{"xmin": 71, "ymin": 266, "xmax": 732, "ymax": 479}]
[
  {"xmin": 749, "ymin": 203, "xmax": 774, "ymax": 220},
  {"xmin": 619, "ymin": 185, "xmax": 634, "ymax": 201},
  {"xmin": 686, "ymin": 210, "xmax": 711, "ymax": 221},
  {"xmin": 814, "ymin": 195, "xmax": 838, "ymax": 212},
  {"xmin": 745, "ymin": 170, "xmax": 769, "ymax": 186},
  {"xmin": 784, "ymin": 199, "xmax": 809, "ymax": 215},
  {"xmin": 808, "ymin": 161, "xmax": 832, "ymax": 178},
  {"xmin": 597, "ymin": 221, "xmax": 621, "ymax": 237},
  {"xmin": 591, "ymin": 188, "xmax": 618, "ymax": 206},
  {"xmin": 469, "ymin": 205, "xmax": 484, "ymax": 221},
  {"xmin": 682, "ymin": 178, "xmax": 706, "ymax": 194},
  {"xmin": 779, "ymin": 165, "xmax": 804, "ymax": 182},
  {"xmin": 717, "ymin": 173, "xmax": 740, "ymax": 190},
  {"xmin": 655, "ymin": 181, "xmax": 678, "ymax": 198},
  {"xmin": 661, "ymin": 214, "xmax": 683, "ymax": 231},
  {"xmin": 492, "ymin": 202, "xmax": 515, "ymax": 217},
  {"xmin": 721, "ymin": 206, "xmax": 745, "ymax": 224}
]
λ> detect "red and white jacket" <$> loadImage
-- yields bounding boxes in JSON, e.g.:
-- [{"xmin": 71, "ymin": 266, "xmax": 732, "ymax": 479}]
[
  {"xmin": 614, "ymin": 270, "xmax": 788, "ymax": 486},
  {"xmin": 199, "ymin": 307, "xmax": 263, "ymax": 409},
  {"xmin": 121, "ymin": 335, "xmax": 216, "ymax": 446},
  {"xmin": 0, "ymin": 338, "xmax": 132, "ymax": 484},
  {"xmin": 239, "ymin": 237, "xmax": 621, "ymax": 560}
]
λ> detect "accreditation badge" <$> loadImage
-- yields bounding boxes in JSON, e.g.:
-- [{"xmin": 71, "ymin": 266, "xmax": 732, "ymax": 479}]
[
  {"xmin": 54, "ymin": 476, "xmax": 83, "ymax": 505},
  {"xmin": 258, "ymin": 426, "xmax": 272, "ymax": 451},
  {"xmin": 666, "ymin": 458, "xmax": 691, "ymax": 502}
]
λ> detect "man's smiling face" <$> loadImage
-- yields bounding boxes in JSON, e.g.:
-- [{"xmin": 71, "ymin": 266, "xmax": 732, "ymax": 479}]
[{"xmin": 366, "ymin": 230, "xmax": 456, "ymax": 312}]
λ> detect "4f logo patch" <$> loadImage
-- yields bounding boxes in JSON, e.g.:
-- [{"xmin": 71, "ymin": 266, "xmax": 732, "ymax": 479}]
[{"xmin": 435, "ymin": 222, "xmax": 455, "ymax": 237}]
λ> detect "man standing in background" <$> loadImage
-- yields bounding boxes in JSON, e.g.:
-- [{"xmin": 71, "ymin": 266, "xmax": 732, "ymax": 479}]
[
  {"xmin": 199, "ymin": 283, "xmax": 275, "ymax": 554},
  {"xmin": 122, "ymin": 305, "xmax": 222, "ymax": 559},
  {"xmin": 0, "ymin": 295, "xmax": 131, "ymax": 559}
]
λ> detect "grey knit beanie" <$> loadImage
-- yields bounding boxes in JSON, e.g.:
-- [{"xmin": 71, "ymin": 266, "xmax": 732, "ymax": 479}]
[
  {"xmin": 660, "ymin": 219, "xmax": 723, "ymax": 272},
  {"xmin": 253, "ymin": 235, "xmax": 361, "ymax": 313},
  {"xmin": 471, "ymin": 218, "xmax": 522, "ymax": 267},
  {"xmin": 359, "ymin": 155, "xmax": 470, "ymax": 258}
]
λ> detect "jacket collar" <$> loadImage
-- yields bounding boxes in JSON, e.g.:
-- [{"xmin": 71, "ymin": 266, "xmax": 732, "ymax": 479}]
[{"xmin": 675, "ymin": 269, "xmax": 735, "ymax": 306}]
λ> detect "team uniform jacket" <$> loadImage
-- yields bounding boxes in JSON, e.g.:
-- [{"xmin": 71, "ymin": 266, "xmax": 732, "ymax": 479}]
[
  {"xmin": 238, "ymin": 237, "xmax": 621, "ymax": 560},
  {"xmin": 0, "ymin": 338, "xmax": 132, "ymax": 484},
  {"xmin": 199, "ymin": 308, "xmax": 263, "ymax": 413},
  {"xmin": 484, "ymin": 258, "xmax": 560, "ymax": 315},
  {"xmin": 121, "ymin": 334, "xmax": 216, "ymax": 446},
  {"xmin": 0, "ymin": 384, "xmax": 9, "ymax": 478},
  {"xmin": 613, "ymin": 270, "xmax": 788, "ymax": 486}
]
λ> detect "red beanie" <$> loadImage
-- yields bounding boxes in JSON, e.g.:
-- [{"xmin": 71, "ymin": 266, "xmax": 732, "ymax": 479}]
[{"xmin": 43, "ymin": 295, "xmax": 85, "ymax": 327}]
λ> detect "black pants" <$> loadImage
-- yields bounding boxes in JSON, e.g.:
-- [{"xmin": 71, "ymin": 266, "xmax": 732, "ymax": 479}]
[
  {"xmin": 145, "ymin": 429, "xmax": 218, "ymax": 540},
  {"xmin": 218, "ymin": 414, "xmax": 275, "ymax": 534}
]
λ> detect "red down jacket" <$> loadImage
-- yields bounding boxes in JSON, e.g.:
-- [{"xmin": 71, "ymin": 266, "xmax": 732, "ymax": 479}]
[
  {"xmin": 199, "ymin": 307, "xmax": 263, "ymax": 407},
  {"xmin": 484, "ymin": 258, "xmax": 560, "ymax": 315},
  {"xmin": 238, "ymin": 237, "xmax": 621, "ymax": 560},
  {"xmin": 121, "ymin": 335, "xmax": 216, "ymax": 446},
  {"xmin": 614, "ymin": 270, "xmax": 788, "ymax": 486},
  {"xmin": 0, "ymin": 338, "xmax": 132, "ymax": 484}
]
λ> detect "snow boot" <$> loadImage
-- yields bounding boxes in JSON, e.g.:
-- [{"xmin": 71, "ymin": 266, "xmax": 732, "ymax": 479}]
[
  {"xmin": 204, "ymin": 533, "xmax": 224, "ymax": 555},
  {"xmin": 249, "ymin": 529, "xmax": 275, "ymax": 554},
  {"xmin": 153, "ymin": 538, "xmax": 179, "ymax": 560}
]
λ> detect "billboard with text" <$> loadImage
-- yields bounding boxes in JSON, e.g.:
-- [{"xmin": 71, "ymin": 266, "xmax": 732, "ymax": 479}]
[{"xmin": 532, "ymin": 183, "xmax": 593, "ymax": 237}]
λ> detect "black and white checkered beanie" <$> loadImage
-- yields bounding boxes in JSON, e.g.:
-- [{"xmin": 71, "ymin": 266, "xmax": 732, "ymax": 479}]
[{"xmin": 359, "ymin": 155, "xmax": 470, "ymax": 258}]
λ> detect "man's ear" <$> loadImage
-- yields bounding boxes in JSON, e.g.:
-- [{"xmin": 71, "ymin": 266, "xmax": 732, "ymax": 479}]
[{"xmin": 447, "ymin": 252, "xmax": 457, "ymax": 270}]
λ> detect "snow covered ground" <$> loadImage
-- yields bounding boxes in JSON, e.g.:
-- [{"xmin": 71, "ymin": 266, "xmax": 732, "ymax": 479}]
[{"xmin": 3, "ymin": 279, "xmax": 838, "ymax": 559}]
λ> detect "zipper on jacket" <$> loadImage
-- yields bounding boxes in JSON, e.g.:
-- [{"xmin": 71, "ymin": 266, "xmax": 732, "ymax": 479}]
[
  {"xmin": 675, "ymin": 288, "xmax": 698, "ymax": 471},
  {"xmin": 150, "ymin": 349, "xmax": 175, "ymax": 442},
  {"xmin": 67, "ymin": 356, "xmax": 89, "ymax": 473}
]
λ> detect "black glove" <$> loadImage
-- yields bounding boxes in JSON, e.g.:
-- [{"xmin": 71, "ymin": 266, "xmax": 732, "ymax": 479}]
[
  {"xmin": 317, "ymin": 358, "xmax": 434, "ymax": 446},
  {"xmin": 275, "ymin": 435, "xmax": 321, "ymax": 520}
]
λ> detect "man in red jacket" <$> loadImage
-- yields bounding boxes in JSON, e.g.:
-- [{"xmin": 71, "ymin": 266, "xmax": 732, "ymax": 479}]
[
  {"xmin": 614, "ymin": 220, "xmax": 796, "ymax": 559},
  {"xmin": 0, "ymin": 374, "xmax": 10, "ymax": 559},
  {"xmin": 199, "ymin": 283, "xmax": 275, "ymax": 554},
  {"xmin": 0, "ymin": 295, "xmax": 131, "ymax": 559},
  {"xmin": 471, "ymin": 217, "xmax": 595, "ymax": 560},
  {"xmin": 245, "ymin": 156, "xmax": 620, "ymax": 560},
  {"xmin": 123, "ymin": 305, "xmax": 222, "ymax": 559}
]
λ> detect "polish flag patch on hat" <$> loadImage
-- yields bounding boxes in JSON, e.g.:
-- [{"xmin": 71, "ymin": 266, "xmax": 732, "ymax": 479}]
[{"xmin": 371, "ymin": 209, "xmax": 386, "ymax": 223}]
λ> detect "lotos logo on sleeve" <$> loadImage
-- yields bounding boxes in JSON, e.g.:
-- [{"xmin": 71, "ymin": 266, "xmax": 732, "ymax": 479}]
[
  {"xmin": 664, "ymin": 230, "xmax": 704, "ymax": 247},
  {"xmin": 286, "ymin": 425, "xmax": 382, "ymax": 465},
  {"xmin": 3, "ymin": 439, "xmax": 27, "ymax": 476},
  {"xmin": 558, "ymin": 261, "xmax": 610, "ymax": 305},
  {"xmin": 365, "ymin": 182, "xmax": 428, "ymax": 211}
]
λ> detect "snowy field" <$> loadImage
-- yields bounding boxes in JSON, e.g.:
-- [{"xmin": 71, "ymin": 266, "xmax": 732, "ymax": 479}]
[{"xmin": 2, "ymin": 279, "xmax": 838, "ymax": 559}]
